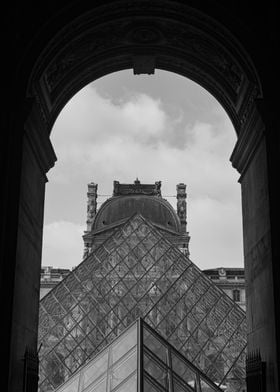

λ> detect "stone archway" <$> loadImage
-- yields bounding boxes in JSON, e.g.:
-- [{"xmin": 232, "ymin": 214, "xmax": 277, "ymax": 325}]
[{"xmin": 3, "ymin": 2, "xmax": 279, "ymax": 392}]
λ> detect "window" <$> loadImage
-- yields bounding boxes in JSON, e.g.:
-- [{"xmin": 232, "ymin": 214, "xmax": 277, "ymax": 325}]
[{"xmin": 233, "ymin": 289, "xmax": 240, "ymax": 302}]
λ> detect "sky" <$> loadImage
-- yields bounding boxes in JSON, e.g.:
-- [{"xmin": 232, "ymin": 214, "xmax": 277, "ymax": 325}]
[{"xmin": 42, "ymin": 69, "xmax": 244, "ymax": 271}]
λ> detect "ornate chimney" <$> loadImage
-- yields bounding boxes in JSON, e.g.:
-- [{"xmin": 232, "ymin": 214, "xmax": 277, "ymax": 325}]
[
  {"xmin": 176, "ymin": 183, "xmax": 187, "ymax": 233},
  {"xmin": 86, "ymin": 182, "xmax": 98, "ymax": 232},
  {"xmin": 83, "ymin": 183, "xmax": 98, "ymax": 259}
]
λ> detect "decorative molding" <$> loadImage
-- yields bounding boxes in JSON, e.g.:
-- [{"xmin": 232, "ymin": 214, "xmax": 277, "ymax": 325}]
[
  {"xmin": 27, "ymin": 0, "xmax": 262, "ymax": 150},
  {"xmin": 25, "ymin": 101, "xmax": 57, "ymax": 179},
  {"xmin": 162, "ymin": 23, "xmax": 244, "ymax": 93},
  {"xmin": 113, "ymin": 179, "xmax": 162, "ymax": 197},
  {"xmin": 128, "ymin": 25, "xmax": 162, "ymax": 44},
  {"xmin": 42, "ymin": 19, "xmax": 244, "ymax": 96},
  {"xmin": 230, "ymin": 99, "xmax": 265, "ymax": 179},
  {"xmin": 239, "ymin": 84, "xmax": 259, "ymax": 126},
  {"xmin": 43, "ymin": 22, "xmax": 126, "ymax": 92}
]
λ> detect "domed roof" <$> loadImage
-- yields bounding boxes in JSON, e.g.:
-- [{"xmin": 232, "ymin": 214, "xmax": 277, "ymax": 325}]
[
  {"xmin": 83, "ymin": 179, "xmax": 190, "ymax": 259},
  {"xmin": 93, "ymin": 194, "xmax": 181, "ymax": 233}
]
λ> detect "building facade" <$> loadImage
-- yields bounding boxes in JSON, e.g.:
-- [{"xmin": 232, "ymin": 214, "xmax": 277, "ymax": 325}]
[
  {"xmin": 40, "ymin": 267, "xmax": 72, "ymax": 299},
  {"xmin": 40, "ymin": 182, "xmax": 246, "ymax": 308},
  {"xmin": 40, "ymin": 267, "xmax": 246, "ymax": 311},
  {"xmin": 202, "ymin": 268, "xmax": 246, "ymax": 311}
]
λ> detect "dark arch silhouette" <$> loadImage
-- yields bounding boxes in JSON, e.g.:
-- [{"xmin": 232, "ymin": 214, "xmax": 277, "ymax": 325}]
[{"xmin": 2, "ymin": 2, "xmax": 279, "ymax": 391}]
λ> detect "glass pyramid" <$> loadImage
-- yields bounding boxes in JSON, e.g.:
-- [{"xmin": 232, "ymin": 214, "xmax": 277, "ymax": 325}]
[
  {"xmin": 38, "ymin": 214, "xmax": 246, "ymax": 392},
  {"xmin": 54, "ymin": 318, "xmax": 223, "ymax": 392}
]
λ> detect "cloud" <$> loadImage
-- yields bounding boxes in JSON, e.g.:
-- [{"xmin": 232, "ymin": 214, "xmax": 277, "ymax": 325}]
[
  {"xmin": 51, "ymin": 86, "xmax": 226, "ymax": 154},
  {"xmin": 42, "ymin": 221, "xmax": 84, "ymax": 268},
  {"xmin": 44, "ymin": 83, "xmax": 243, "ymax": 270},
  {"xmin": 49, "ymin": 87, "xmax": 237, "ymax": 195},
  {"xmin": 52, "ymin": 89, "xmax": 168, "ymax": 146},
  {"xmin": 188, "ymin": 197, "xmax": 243, "ymax": 268}
]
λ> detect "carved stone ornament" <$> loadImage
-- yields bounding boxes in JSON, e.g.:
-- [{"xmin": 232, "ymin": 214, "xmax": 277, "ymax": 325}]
[
  {"xmin": 128, "ymin": 26, "xmax": 162, "ymax": 44},
  {"xmin": 28, "ymin": 0, "xmax": 261, "ymax": 134},
  {"xmin": 44, "ymin": 24, "xmax": 125, "ymax": 91},
  {"xmin": 43, "ymin": 16, "xmax": 243, "ymax": 95},
  {"xmin": 162, "ymin": 23, "xmax": 243, "ymax": 93},
  {"xmin": 113, "ymin": 179, "xmax": 162, "ymax": 196}
]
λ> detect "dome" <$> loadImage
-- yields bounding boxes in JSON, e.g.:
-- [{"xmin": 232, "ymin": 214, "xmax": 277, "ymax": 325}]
[
  {"xmin": 92, "ymin": 195, "xmax": 182, "ymax": 233},
  {"xmin": 83, "ymin": 179, "xmax": 189, "ymax": 259}
]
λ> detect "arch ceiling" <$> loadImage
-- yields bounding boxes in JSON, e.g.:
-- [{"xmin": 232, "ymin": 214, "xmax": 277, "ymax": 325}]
[{"xmin": 28, "ymin": 0, "xmax": 261, "ymax": 135}]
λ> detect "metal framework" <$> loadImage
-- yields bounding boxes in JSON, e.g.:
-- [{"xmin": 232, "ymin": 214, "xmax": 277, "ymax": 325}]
[
  {"xmin": 54, "ymin": 318, "xmax": 223, "ymax": 392},
  {"xmin": 38, "ymin": 214, "xmax": 246, "ymax": 391}
]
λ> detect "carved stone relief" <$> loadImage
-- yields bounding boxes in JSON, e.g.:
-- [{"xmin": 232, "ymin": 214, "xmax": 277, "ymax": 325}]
[
  {"xmin": 44, "ymin": 24, "xmax": 126, "ymax": 91},
  {"xmin": 162, "ymin": 24, "xmax": 243, "ymax": 92},
  {"xmin": 43, "ymin": 15, "xmax": 244, "ymax": 98},
  {"xmin": 28, "ymin": 1, "xmax": 261, "ymax": 139}
]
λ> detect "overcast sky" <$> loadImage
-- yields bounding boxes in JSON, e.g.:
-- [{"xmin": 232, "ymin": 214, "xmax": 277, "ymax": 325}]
[{"xmin": 42, "ymin": 70, "xmax": 244, "ymax": 271}]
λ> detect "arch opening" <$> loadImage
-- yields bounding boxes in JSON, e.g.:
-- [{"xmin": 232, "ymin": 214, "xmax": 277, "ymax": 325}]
[
  {"xmin": 7, "ymin": 3, "xmax": 279, "ymax": 392},
  {"xmin": 42, "ymin": 69, "xmax": 243, "ymax": 272},
  {"xmin": 40, "ymin": 69, "xmax": 246, "ymax": 391}
]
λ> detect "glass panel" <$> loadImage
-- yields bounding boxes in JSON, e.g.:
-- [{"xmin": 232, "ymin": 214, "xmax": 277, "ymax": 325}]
[
  {"xmin": 200, "ymin": 379, "xmax": 218, "ymax": 392},
  {"xmin": 111, "ymin": 324, "xmax": 137, "ymax": 364},
  {"xmin": 57, "ymin": 375, "xmax": 79, "ymax": 392},
  {"xmin": 89, "ymin": 377, "xmax": 107, "ymax": 392},
  {"xmin": 114, "ymin": 372, "xmax": 137, "ymax": 392},
  {"xmin": 143, "ymin": 378, "xmax": 163, "ymax": 392},
  {"xmin": 144, "ymin": 353, "xmax": 168, "ymax": 389},
  {"xmin": 143, "ymin": 328, "xmax": 168, "ymax": 364},
  {"xmin": 82, "ymin": 349, "xmax": 109, "ymax": 389},
  {"xmin": 111, "ymin": 349, "xmax": 137, "ymax": 389},
  {"xmin": 171, "ymin": 352, "xmax": 196, "ymax": 387},
  {"xmin": 173, "ymin": 378, "xmax": 194, "ymax": 392}
]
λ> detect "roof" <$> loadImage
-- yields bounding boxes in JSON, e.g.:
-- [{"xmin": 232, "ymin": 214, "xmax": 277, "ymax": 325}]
[{"xmin": 92, "ymin": 194, "xmax": 182, "ymax": 233}]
